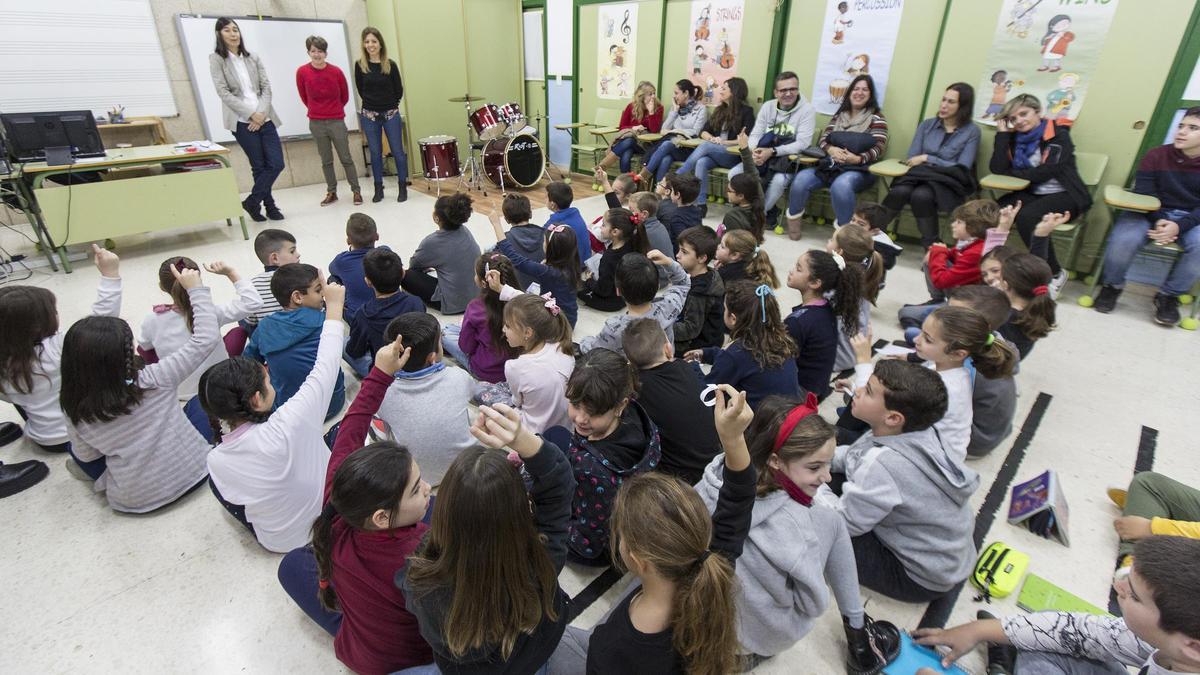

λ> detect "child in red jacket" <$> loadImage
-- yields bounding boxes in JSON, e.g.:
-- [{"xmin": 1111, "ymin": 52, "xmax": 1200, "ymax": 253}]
[{"xmin": 926, "ymin": 199, "xmax": 999, "ymax": 299}]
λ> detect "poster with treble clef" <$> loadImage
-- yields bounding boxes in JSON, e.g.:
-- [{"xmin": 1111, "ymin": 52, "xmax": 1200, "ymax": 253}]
[{"xmin": 597, "ymin": 3, "xmax": 639, "ymax": 100}]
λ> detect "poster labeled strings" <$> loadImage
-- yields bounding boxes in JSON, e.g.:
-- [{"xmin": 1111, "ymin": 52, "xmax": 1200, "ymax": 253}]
[
  {"xmin": 597, "ymin": 3, "xmax": 638, "ymax": 100},
  {"xmin": 687, "ymin": 0, "xmax": 745, "ymax": 106},
  {"xmin": 811, "ymin": 0, "xmax": 904, "ymax": 116},
  {"xmin": 975, "ymin": 0, "xmax": 1120, "ymax": 123}
]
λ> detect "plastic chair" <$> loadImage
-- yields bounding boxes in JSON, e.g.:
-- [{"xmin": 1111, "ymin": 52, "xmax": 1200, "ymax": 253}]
[{"xmin": 1077, "ymin": 185, "xmax": 1200, "ymax": 329}]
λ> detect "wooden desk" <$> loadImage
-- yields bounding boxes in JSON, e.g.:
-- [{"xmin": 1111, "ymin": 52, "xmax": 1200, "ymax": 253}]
[
  {"xmin": 676, "ymin": 137, "xmax": 706, "ymax": 149},
  {"xmin": 870, "ymin": 158, "xmax": 910, "ymax": 179},
  {"xmin": 25, "ymin": 144, "xmax": 247, "ymax": 272},
  {"xmin": 636, "ymin": 133, "xmax": 663, "ymax": 143},
  {"xmin": 97, "ymin": 116, "xmax": 169, "ymax": 146},
  {"xmin": 979, "ymin": 173, "xmax": 1031, "ymax": 193}
]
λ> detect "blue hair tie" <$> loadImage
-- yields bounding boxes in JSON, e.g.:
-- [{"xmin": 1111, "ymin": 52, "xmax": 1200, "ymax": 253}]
[{"xmin": 755, "ymin": 284, "xmax": 775, "ymax": 322}]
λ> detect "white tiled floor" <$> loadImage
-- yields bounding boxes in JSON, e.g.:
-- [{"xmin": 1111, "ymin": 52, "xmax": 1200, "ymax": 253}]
[{"xmin": 2, "ymin": 182, "xmax": 1198, "ymax": 674}]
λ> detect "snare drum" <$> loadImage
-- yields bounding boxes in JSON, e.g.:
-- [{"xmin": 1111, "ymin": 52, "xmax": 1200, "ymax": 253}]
[
  {"xmin": 483, "ymin": 133, "xmax": 544, "ymax": 189},
  {"xmin": 497, "ymin": 102, "xmax": 525, "ymax": 129},
  {"xmin": 418, "ymin": 135, "xmax": 460, "ymax": 179},
  {"xmin": 469, "ymin": 103, "xmax": 507, "ymax": 141}
]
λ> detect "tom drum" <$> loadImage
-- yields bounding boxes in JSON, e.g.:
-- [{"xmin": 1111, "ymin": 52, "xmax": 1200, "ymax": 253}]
[
  {"xmin": 483, "ymin": 133, "xmax": 544, "ymax": 189},
  {"xmin": 469, "ymin": 103, "xmax": 507, "ymax": 141},
  {"xmin": 497, "ymin": 102, "xmax": 525, "ymax": 130},
  {"xmin": 418, "ymin": 135, "xmax": 460, "ymax": 179}
]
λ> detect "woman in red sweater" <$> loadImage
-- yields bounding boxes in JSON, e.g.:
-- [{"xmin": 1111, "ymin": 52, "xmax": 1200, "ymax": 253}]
[
  {"xmin": 277, "ymin": 340, "xmax": 435, "ymax": 675},
  {"xmin": 598, "ymin": 81, "xmax": 663, "ymax": 173},
  {"xmin": 296, "ymin": 35, "xmax": 361, "ymax": 206}
]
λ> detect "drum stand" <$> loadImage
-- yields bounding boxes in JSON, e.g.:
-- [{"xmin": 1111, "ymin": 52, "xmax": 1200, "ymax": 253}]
[
  {"xmin": 531, "ymin": 112, "xmax": 567, "ymax": 183},
  {"xmin": 456, "ymin": 96, "xmax": 489, "ymax": 196}
]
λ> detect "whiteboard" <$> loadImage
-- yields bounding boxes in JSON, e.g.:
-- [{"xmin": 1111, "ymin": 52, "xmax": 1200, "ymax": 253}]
[
  {"xmin": 0, "ymin": 0, "xmax": 176, "ymax": 118},
  {"xmin": 177, "ymin": 15, "xmax": 359, "ymax": 143}
]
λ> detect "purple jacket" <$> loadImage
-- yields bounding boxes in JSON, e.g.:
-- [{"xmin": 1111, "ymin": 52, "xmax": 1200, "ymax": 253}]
[{"xmin": 458, "ymin": 297, "xmax": 512, "ymax": 383}]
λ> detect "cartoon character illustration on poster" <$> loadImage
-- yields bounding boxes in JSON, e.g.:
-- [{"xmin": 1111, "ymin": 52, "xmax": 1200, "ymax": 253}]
[
  {"xmin": 982, "ymin": 69, "xmax": 1014, "ymax": 119},
  {"xmin": 618, "ymin": 71, "xmax": 631, "ymax": 98},
  {"xmin": 719, "ymin": 40, "xmax": 735, "ymax": 70},
  {"xmin": 692, "ymin": 45, "xmax": 708, "ymax": 76},
  {"xmin": 704, "ymin": 75, "xmax": 717, "ymax": 105},
  {"xmin": 844, "ymin": 53, "xmax": 870, "ymax": 78},
  {"xmin": 600, "ymin": 72, "xmax": 612, "ymax": 96},
  {"xmin": 604, "ymin": 16, "xmax": 615, "ymax": 38},
  {"xmin": 1046, "ymin": 72, "xmax": 1080, "ymax": 119},
  {"xmin": 610, "ymin": 44, "xmax": 626, "ymax": 68},
  {"xmin": 828, "ymin": 78, "xmax": 849, "ymax": 104},
  {"xmin": 1006, "ymin": 0, "xmax": 1038, "ymax": 39},
  {"xmin": 1038, "ymin": 14, "xmax": 1074, "ymax": 73},
  {"xmin": 694, "ymin": 4, "xmax": 711, "ymax": 41},
  {"xmin": 832, "ymin": 1, "xmax": 853, "ymax": 45}
]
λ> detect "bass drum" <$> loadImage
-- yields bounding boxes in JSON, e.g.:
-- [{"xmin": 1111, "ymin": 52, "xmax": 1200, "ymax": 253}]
[{"xmin": 483, "ymin": 133, "xmax": 544, "ymax": 189}]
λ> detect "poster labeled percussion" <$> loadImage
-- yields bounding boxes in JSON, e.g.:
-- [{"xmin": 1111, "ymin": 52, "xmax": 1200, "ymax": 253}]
[
  {"xmin": 597, "ymin": 3, "xmax": 639, "ymax": 100},
  {"xmin": 686, "ymin": 0, "xmax": 745, "ymax": 105},
  {"xmin": 974, "ymin": 0, "xmax": 1119, "ymax": 124},
  {"xmin": 810, "ymin": 0, "xmax": 904, "ymax": 116}
]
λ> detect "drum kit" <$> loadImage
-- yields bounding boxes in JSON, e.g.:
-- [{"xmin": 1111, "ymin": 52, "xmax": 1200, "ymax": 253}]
[{"xmin": 417, "ymin": 93, "xmax": 558, "ymax": 196}]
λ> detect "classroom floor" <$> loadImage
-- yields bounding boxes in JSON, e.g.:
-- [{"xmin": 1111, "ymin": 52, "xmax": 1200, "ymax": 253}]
[{"xmin": 2, "ymin": 179, "xmax": 1197, "ymax": 674}]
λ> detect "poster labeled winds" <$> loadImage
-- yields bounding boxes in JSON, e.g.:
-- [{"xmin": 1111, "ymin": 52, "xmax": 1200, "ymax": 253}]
[
  {"xmin": 811, "ymin": 0, "xmax": 904, "ymax": 116},
  {"xmin": 597, "ymin": 3, "xmax": 638, "ymax": 100},
  {"xmin": 687, "ymin": 0, "xmax": 745, "ymax": 106}
]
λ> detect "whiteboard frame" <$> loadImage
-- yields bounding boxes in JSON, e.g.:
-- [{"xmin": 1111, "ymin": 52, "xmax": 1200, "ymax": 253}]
[{"xmin": 176, "ymin": 14, "xmax": 356, "ymax": 143}]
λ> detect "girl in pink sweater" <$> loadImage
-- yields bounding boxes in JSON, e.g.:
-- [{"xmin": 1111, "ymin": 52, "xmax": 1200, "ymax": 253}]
[{"xmin": 441, "ymin": 252, "xmax": 520, "ymax": 383}]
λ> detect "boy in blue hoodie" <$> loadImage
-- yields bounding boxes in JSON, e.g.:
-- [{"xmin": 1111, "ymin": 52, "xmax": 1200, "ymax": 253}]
[
  {"xmin": 344, "ymin": 248, "xmax": 425, "ymax": 377},
  {"xmin": 327, "ymin": 213, "xmax": 390, "ymax": 321},
  {"xmin": 544, "ymin": 181, "xmax": 591, "ymax": 266},
  {"xmin": 244, "ymin": 263, "xmax": 346, "ymax": 420},
  {"xmin": 656, "ymin": 172, "xmax": 705, "ymax": 246},
  {"xmin": 816, "ymin": 359, "xmax": 979, "ymax": 629}
]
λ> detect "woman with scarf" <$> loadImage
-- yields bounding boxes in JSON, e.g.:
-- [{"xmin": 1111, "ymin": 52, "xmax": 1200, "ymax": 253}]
[
  {"xmin": 784, "ymin": 75, "xmax": 888, "ymax": 239},
  {"xmin": 989, "ymin": 93, "xmax": 1090, "ymax": 287},
  {"xmin": 637, "ymin": 79, "xmax": 709, "ymax": 185}
]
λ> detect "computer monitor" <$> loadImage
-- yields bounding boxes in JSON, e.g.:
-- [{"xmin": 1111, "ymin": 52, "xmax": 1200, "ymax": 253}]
[{"xmin": 0, "ymin": 111, "xmax": 106, "ymax": 162}]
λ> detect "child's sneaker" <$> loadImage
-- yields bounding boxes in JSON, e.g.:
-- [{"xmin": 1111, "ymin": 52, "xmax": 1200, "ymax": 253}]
[
  {"xmin": 1154, "ymin": 293, "xmax": 1181, "ymax": 327},
  {"xmin": 1048, "ymin": 269, "xmax": 1068, "ymax": 300},
  {"xmin": 1106, "ymin": 484, "xmax": 1128, "ymax": 509},
  {"xmin": 843, "ymin": 614, "xmax": 900, "ymax": 675}
]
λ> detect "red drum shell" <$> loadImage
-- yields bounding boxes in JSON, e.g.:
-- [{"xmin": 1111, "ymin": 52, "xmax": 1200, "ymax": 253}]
[
  {"xmin": 468, "ymin": 103, "xmax": 507, "ymax": 141},
  {"xmin": 418, "ymin": 135, "xmax": 460, "ymax": 179}
]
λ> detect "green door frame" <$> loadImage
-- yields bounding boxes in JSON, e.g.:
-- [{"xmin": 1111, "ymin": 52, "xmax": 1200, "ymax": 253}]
[{"xmin": 1132, "ymin": 0, "xmax": 1200, "ymax": 182}]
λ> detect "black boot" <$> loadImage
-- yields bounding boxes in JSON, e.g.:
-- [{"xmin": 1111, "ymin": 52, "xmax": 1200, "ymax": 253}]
[
  {"xmin": 0, "ymin": 460, "xmax": 49, "ymax": 498},
  {"xmin": 844, "ymin": 614, "xmax": 901, "ymax": 675},
  {"xmin": 0, "ymin": 421, "xmax": 22, "ymax": 447},
  {"xmin": 397, "ymin": 179, "xmax": 408, "ymax": 203},
  {"xmin": 264, "ymin": 200, "xmax": 284, "ymax": 221},
  {"xmin": 372, "ymin": 183, "xmax": 384, "ymax": 203},
  {"xmin": 241, "ymin": 198, "xmax": 266, "ymax": 222},
  {"xmin": 977, "ymin": 610, "xmax": 1016, "ymax": 674}
]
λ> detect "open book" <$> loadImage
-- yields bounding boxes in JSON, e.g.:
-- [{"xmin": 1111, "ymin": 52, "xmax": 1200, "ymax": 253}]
[{"xmin": 1008, "ymin": 470, "xmax": 1070, "ymax": 546}]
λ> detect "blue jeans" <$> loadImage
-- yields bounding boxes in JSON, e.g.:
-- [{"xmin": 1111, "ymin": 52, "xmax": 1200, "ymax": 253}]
[
  {"xmin": 278, "ymin": 546, "xmax": 343, "ymax": 637},
  {"xmin": 360, "ymin": 112, "xmax": 408, "ymax": 185},
  {"xmin": 1101, "ymin": 209, "xmax": 1200, "ymax": 296},
  {"xmin": 644, "ymin": 140, "xmax": 690, "ymax": 182},
  {"xmin": 342, "ymin": 336, "xmax": 373, "ymax": 379},
  {"xmin": 183, "ymin": 395, "xmax": 215, "ymax": 444},
  {"xmin": 232, "ymin": 120, "xmax": 285, "ymax": 208},
  {"xmin": 675, "ymin": 141, "xmax": 740, "ymax": 204},
  {"xmin": 898, "ymin": 301, "xmax": 945, "ymax": 344},
  {"xmin": 441, "ymin": 324, "xmax": 470, "ymax": 370},
  {"xmin": 611, "ymin": 136, "xmax": 640, "ymax": 173},
  {"xmin": 787, "ymin": 168, "xmax": 875, "ymax": 225},
  {"xmin": 729, "ymin": 162, "xmax": 792, "ymax": 215}
]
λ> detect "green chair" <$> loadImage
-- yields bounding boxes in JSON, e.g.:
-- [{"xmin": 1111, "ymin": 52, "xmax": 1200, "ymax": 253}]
[
  {"xmin": 1077, "ymin": 185, "xmax": 1200, "ymax": 330},
  {"xmin": 556, "ymin": 108, "xmax": 621, "ymax": 188}
]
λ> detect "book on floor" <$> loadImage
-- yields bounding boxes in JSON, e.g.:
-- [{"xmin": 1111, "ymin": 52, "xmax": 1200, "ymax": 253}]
[
  {"xmin": 1017, "ymin": 573, "xmax": 1110, "ymax": 616},
  {"xmin": 1008, "ymin": 469, "xmax": 1070, "ymax": 546}
]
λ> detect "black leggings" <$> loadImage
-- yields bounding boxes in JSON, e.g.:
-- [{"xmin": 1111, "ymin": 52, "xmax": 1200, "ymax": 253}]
[
  {"xmin": 997, "ymin": 190, "xmax": 1083, "ymax": 275},
  {"xmin": 882, "ymin": 182, "xmax": 942, "ymax": 247},
  {"xmin": 210, "ymin": 478, "xmax": 255, "ymax": 535},
  {"xmin": 400, "ymin": 270, "xmax": 442, "ymax": 311}
]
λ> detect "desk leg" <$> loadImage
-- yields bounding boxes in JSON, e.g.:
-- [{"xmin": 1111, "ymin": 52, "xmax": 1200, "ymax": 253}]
[
  {"xmin": 56, "ymin": 247, "xmax": 73, "ymax": 274},
  {"xmin": 16, "ymin": 183, "xmax": 60, "ymax": 273},
  {"xmin": 239, "ymin": 216, "xmax": 249, "ymax": 240}
]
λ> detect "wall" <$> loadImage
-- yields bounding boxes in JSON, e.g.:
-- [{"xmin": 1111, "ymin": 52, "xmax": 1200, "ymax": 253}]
[
  {"xmin": 659, "ymin": 0, "xmax": 778, "ymax": 106},
  {"xmin": 150, "ymin": 0, "xmax": 369, "ymax": 193},
  {"xmin": 577, "ymin": 1, "xmax": 667, "ymax": 124}
]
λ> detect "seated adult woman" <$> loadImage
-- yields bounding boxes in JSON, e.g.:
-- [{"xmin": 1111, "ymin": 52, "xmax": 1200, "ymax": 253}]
[
  {"xmin": 881, "ymin": 83, "xmax": 980, "ymax": 248},
  {"xmin": 675, "ymin": 77, "xmax": 755, "ymax": 207},
  {"xmin": 785, "ymin": 74, "xmax": 888, "ymax": 239},
  {"xmin": 989, "ymin": 93, "xmax": 1091, "ymax": 289},
  {"xmin": 596, "ymin": 81, "xmax": 662, "ymax": 174},
  {"xmin": 637, "ymin": 79, "xmax": 708, "ymax": 185}
]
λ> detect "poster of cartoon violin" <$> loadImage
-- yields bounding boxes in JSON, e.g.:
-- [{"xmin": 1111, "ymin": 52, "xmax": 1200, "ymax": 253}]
[{"xmin": 686, "ymin": 0, "xmax": 745, "ymax": 104}]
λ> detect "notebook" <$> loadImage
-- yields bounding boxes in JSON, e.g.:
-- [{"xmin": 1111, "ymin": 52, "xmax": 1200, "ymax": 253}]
[
  {"xmin": 883, "ymin": 631, "xmax": 969, "ymax": 675},
  {"xmin": 1017, "ymin": 573, "xmax": 1111, "ymax": 616}
]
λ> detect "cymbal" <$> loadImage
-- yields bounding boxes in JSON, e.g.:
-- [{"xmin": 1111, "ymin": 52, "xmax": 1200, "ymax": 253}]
[{"xmin": 448, "ymin": 94, "xmax": 484, "ymax": 103}]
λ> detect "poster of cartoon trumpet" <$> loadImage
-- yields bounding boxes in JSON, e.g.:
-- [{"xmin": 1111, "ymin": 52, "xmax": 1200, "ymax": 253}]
[
  {"xmin": 810, "ymin": 0, "xmax": 903, "ymax": 115},
  {"xmin": 598, "ymin": 3, "xmax": 638, "ymax": 100}
]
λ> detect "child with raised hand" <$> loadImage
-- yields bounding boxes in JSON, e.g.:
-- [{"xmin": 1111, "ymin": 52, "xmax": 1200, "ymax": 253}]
[
  {"xmin": 579, "ymin": 250, "xmax": 690, "ymax": 354},
  {"xmin": 201, "ymin": 282, "xmax": 346, "ymax": 551},
  {"xmin": 693, "ymin": 393, "xmax": 901, "ymax": 673},
  {"xmin": 915, "ymin": 536, "xmax": 1200, "ymax": 675},
  {"xmin": 785, "ymin": 249, "xmax": 865, "ymax": 399},
  {"xmin": 139, "ymin": 257, "xmax": 260, "ymax": 440},
  {"xmin": 595, "ymin": 165, "xmax": 641, "ymax": 210},
  {"xmin": 979, "ymin": 244, "xmax": 1016, "ymax": 289},
  {"xmin": 0, "ymin": 244, "xmax": 122, "ymax": 462},
  {"xmin": 629, "ymin": 191, "xmax": 675, "ymax": 281},
  {"xmin": 442, "ymin": 252, "xmax": 521, "ymax": 383},
  {"xmin": 997, "ymin": 252, "xmax": 1057, "ymax": 359},
  {"xmin": 673, "ymin": 225, "xmax": 727, "ymax": 354},
  {"xmin": 685, "ymin": 280, "xmax": 799, "ymax": 410},
  {"xmin": 828, "ymin": 226, "xmax": 883, "ymax": 373},
  {"xmin": 716, "ymin": 229, "xmax": 780, "ymax": 288},
  {"xmin": 542, "ymin": 348, "xmax": 661, "ymax": 566},
  {"xmin": 565, "ymin": 384, "xmax": 757, "ymax": 675},
  {"xmin": 400, "ymin": 400, "xmax": 575, "ymax": 674},
  {"xmin": 579, "ymin": 207, "xmax": 651, "ymax": 312},
  {"xmin": 402, "ymin": 192, "xmax": 482, "ymax": 315},
  {"xmin": 488, "ymin": 207, "xmax": 581, "ymax": 326},
  {"xmin": 920, "ymin": 198, "xmax": 998, "ymax": 302},
  {"xmin": 719, "ymin": 128, "xmax": 767, "ymax": 243},
  {"xmin": 276, "ymin": 336, "xmax": 436, "ymax": 674},
  {"xmin": 61, "ymin": 261, "xmax": 217, "ymax": 513},
  {"xmin": 983, "ymin": 199, "xmax": 1064, "ymax": 262}
]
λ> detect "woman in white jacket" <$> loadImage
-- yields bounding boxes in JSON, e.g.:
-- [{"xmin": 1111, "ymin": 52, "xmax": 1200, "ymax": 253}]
[{"xmin": 638, "ymin": 79, "xmax": 709, "ymax": 185}]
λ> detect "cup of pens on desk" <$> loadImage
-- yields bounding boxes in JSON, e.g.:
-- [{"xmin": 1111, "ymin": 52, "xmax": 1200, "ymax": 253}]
[{"xmin": 108, "ymin": 106, "xmax": 126, "ymax": 124}]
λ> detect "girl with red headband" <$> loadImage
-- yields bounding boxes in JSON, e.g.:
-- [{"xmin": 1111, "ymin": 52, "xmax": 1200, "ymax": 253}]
[
  {"xmin": 579, "ymin": 208, "xmax": 651, "ymax": 312},
  {"xmin": 997, "ymin": 252, "xmax": 1058, "ymax": 360},
  {"xmin": 694, "ymin": 393, "xmax": 901, "ymax": 673}
]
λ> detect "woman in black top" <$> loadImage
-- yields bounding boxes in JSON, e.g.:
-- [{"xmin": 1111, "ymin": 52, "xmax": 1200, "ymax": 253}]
[
  {"xmin": 674, "ymin": 77, "xmax": 756, "ymax": 206},
  {"xmin": 354, "ymin": 27, "xmax": 408, "ymax": 203}
]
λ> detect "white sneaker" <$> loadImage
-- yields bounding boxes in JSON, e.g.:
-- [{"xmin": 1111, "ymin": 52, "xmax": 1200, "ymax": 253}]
[
  {"xmin": 1048, "ymin": 269, "xmax": 1068, "ymax": 300},
  {"xmin": 63, "ymin": 457, "xmax": 91, "ymax": 482}
]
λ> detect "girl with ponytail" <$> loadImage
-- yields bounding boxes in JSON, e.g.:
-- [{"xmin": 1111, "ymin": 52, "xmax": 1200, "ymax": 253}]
[
  {"xmin": 557, "ymin": 384, "xmax": 756, "ymax": 675},
  {"xmin": 828, "ymin": 226, "xmax": 883, "ymax": 372},
  {"xmin": 580, "ymin": 207, "xmax": 650, "ymax": 311},
  {"xmin": 717, "ymin": 229, "xmax": 779, "ymax": 288},
  {"xmin": 277, "ymin": 338, "xmax": 436, "ymax": 674},
  {"xmin": 693, "ymin": 393, "xmax": 901, "ymax": 672},
  {"xmin": 785, "ymin": 249, "xmax": 865, "ymax": 398},
  {"xmin": 997, "ymin": 252, "xmax": 1056, "ymax": 359}
]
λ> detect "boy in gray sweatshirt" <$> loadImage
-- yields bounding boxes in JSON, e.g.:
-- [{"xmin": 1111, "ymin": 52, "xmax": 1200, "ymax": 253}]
[
  {"xmin": 816, "ymin": 359, "xmax": 979, "ymax": 629},
  {"xmin": 579, "ymin": 251, "xmax": 689, "ymax": 354}
]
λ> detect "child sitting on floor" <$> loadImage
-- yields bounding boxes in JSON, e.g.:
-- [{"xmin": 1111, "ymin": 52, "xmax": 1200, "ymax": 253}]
[
  {"xmin": 630, "ymin": 191, "xmax": 673, "ymax": 287},
  {"xmin": 442, "ymin": 252, "xmax": 520, "ymax": 383},
  {"xmin": 946, "ymin": 284, "xmax": 1020, "ymax": 457},
  {"xmin": 827, "ymin": 226, "xmax": 883, "ymax": 372},
  {"xmin": 849, "ymin": 202, "xmax": 902, "ymax": 271},
  {"xmin": 246, "ymin": 228, "xmax": 300, "ymax": 328},
  {"xmin": 684, "ymin": 280, "xmax": 799, "ymax": 410},
  {"xmin": 622, "ymin": 318, "xmax": 722, "ymax": 485},
  {"xmin": 580, "ymin": 250, "xmax": 690, "ymax": 354},
  {"xmin": 402, "ymin": 193, "xmax": 482, "ymax": 315},
  {"xmin": 785, "ymin": 249, "xmax": 865, "ymax": 399},
  {"xmin": 544, "ymin": 180, "xmax": 593, "ymax": 266},
  {"xmin": 327, "ymin": 213, "xmax": 388, "ymax": 321},
  {"xmin": 716, "ymin": 229, "xmax": 779, "ymax": 288},
  {"xmin": 923, "ymin": 198, "xmax": 998, "ymax": 300},
  {"xmin": 345, "ymin": 248, "xmax": 425, "ymax": 378},
  {"xmin": 657, "ymin": 172, "xmax": 704, "ymax": 245},
  {"xmin": 673, "ymin": 226, "xmax": 727, "ymax": 354},
  {"xmin": 997, "ymin": 252, "xmax": 1057, "ymax": 360},
  {"xmin": 720, "ymin": 129, "xmax": 767, "ymax": 243},
  {"xmin": 490, "ymin": 208, "xmax": 581, "ymax": 326},
  {"xmin": 578, "ymin": 208, "xmax": 650, "ymax": 312},
  {"xmin": 496, "ymin": 193, "xmax": 545, "ymax": 289}
]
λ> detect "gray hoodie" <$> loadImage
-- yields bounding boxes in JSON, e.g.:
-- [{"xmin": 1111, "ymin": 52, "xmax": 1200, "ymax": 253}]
[
  {"xmin": 695, "ymin": 455, "xmax": 864, "ymax": 657},
  {"xmin": 818, "ymin": 426, "xmax": 980, "ymax": 592},
  {"xmin": 748, "ymin": 97, "xmax": 817, "ymax": 157}
]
